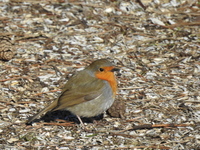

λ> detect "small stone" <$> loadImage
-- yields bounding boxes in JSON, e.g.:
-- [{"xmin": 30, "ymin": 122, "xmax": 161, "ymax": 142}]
[{"xmin": 107, "ymin": 99, "xmax": 126, "ymax": 118}]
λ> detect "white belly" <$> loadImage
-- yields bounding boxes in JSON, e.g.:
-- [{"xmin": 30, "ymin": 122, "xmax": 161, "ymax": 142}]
[{"xmin": 66, "ymin": 81, "xmax": 115, "ymax": 117}]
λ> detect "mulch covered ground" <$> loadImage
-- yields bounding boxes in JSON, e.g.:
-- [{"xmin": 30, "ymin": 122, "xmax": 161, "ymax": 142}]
[{"xmin": 0, "ymin": 0, "xmax": 200, "ymax": 149}]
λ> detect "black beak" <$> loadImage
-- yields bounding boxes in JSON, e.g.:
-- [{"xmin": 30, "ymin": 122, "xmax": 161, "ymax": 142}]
[{"xmin": 111, "ymin": 68, "xmax": 120, "ymax": 72}]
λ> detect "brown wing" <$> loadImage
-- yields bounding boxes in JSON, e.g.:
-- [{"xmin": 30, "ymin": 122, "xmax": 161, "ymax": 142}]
[{"xmin": 53, "ymin": 71, "xmax": 105, "ymax": 111}]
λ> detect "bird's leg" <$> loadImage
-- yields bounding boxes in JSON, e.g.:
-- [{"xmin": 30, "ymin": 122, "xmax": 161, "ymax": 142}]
[{"xmin": 76, "ymin": 115, "xmax": 84, "ymax": 127}]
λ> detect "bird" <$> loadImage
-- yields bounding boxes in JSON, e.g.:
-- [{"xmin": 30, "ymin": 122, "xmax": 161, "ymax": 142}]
[{"xmin": 27, "ymin": 59, "xmax": 119, "ymax": 125}]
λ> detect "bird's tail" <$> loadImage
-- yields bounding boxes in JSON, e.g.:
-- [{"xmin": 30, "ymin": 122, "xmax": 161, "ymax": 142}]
[{"xmin": 27, "ymin": 100, "xmax": 57, "ymax": 124}]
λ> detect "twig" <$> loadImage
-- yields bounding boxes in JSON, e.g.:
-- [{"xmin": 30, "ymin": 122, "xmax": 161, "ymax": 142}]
[
  {"xmin": 42, "ymin": 121, "xmax": 74, "ymax": 127},
  {"xmin": 117, "ymin": 123, "xmax": 193, "ymax": 132},
  {"xmin": 0, "ymin": 76, "xmax": 34, "ymax": 82},
  {"xmin": 135, "ymin": 0, "xmax": 147, "ymax": 10},
  {"xmin": 166, "ymin": 21, "xmax": 200, "ymax": 29},
  {"xmin": 114, "ymin": 145, "xmax": 171, "ymax": 149},
  {"xmin": 33, "ymin": 89, "xmax": 61, "ymax": 96}
]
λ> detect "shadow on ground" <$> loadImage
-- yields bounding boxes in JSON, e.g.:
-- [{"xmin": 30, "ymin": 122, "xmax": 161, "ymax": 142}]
[{"xmin": 26, "ymin": 110, "xmax": 104, "ymax": 125}]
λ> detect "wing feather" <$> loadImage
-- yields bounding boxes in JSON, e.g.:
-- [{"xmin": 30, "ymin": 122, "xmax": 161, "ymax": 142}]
[{"xmin": 53, "ymin": 71, "xmax": 105, "ymax": 111}]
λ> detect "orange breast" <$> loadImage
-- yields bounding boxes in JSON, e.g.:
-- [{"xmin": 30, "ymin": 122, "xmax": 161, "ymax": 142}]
[{"xmin": 95, "ymin": 67, "xmax": 117, "ymax": 96}]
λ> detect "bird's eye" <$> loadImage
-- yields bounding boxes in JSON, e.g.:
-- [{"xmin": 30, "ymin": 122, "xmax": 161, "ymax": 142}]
[{"xmin": 99, "ymin": 68, "xmax": 104, "ymax": 72}]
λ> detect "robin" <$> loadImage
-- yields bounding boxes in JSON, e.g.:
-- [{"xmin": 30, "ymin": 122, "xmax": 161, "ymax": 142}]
[{"xmin": 27, "ymin": 59, "xmax": 119, "ymax": 125}]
